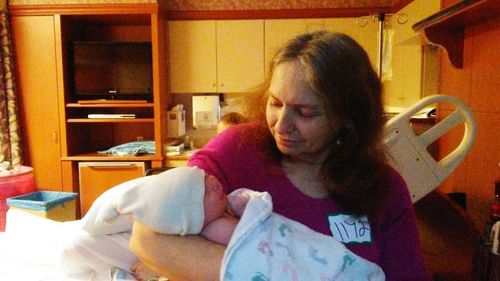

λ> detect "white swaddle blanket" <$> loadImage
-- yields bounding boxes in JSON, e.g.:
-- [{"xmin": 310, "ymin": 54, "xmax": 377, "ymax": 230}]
[{"xmin": 222, "ymin": 190, "xmax": 385, "ymax": 281}]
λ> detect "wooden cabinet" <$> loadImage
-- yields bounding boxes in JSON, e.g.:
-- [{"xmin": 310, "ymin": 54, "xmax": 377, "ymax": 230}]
[
  {"xmin": 323, "ymin": 18, "xmax": 379, "ymax": 66},
  {"xmin": 58, "ymin": 11, "xmax": 167, "ymax": 166},
  {"xmin": 216, "ymin": 20, "xmax": 265, "ymax": 92},
  {"xmin": 78, "ymin": 162, "xmax": 145, "ymax": 215},
  {"xmin": 169, "ymin": 20, "xmax": 264, "ymax": 93},
  {"xmin": 264, "ymin": 18, "xmax": 378, "ymax": 73},
  {"xmin": 264, "ymin": 19, "xmax": 324, "ymax": 75},
  {"xmin": 168, "ymin": 20, "xmax": 217, "ymax": 93},
  {"xmin": 10, "ymin": 4, "xmax": 168, "ymax": 215},
  {"xmin": 11, "ymin": 15, "xmax": 63, "ymax": 190},
  {"xmin": 170, "ymin": 18, "xmax": 378, "ymax": 94}
]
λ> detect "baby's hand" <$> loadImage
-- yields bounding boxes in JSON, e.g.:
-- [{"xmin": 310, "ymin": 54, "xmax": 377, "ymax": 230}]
[{"xmin": 227, "ymin": 188, "xmax": 253, "ymax": 217}]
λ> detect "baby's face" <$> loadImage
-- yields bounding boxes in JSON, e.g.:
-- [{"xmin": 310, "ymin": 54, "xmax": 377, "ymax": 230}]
[{"xmin": 203, "ymin": 174, "xmax": 228, "ymax": 225}]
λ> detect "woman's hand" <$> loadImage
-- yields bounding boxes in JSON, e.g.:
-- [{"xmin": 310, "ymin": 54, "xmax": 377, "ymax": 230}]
[
  {"xmin": 129, "ymin": 221, "xmax": 225, "ymax": 280},
  {"xmin": 131, "ymin": 261, "xmax": 160, "ymax": 281}
]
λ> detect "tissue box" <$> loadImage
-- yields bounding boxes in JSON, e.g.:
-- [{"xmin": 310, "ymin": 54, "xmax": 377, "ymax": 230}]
[{"xmin": 167, "ymin": 110, "xmax": 186, "ymax": 137}]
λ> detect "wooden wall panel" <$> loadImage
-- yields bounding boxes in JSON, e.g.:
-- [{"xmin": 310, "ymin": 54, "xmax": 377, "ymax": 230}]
[
  {"xmin": 438, "ymin": 28, "xmax": 472, "ymax": 110},
  {"xmin": 437, "ymin": 109, "xmax": 468, "ymax": 194},
  {"xmin": 470, "ymin": 18, "xmax": 500, "ymax": 113},
  {"xmin": 438, "ymin": 14, "xmax": 500, "ymax": 231}
]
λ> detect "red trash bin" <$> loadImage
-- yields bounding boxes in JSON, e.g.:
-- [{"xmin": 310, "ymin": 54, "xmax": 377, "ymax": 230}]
[{"xmin": 0, "ymin": 166, "xmax": 36, "ymax": 231}]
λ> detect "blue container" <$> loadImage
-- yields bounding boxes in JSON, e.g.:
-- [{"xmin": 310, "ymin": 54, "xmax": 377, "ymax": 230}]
[{"xmin": 7, "ymin": 191, "xmax": 78, "ymax": 221}]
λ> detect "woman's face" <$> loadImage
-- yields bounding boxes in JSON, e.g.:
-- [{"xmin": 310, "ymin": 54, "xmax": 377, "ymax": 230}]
[
  {"xmin": 266, "ymin": 61, "xmax": 338, "ymax": 163},
  {"xmin": 203, "ymin": 174, "xmax": 227, "ymax": 225}
]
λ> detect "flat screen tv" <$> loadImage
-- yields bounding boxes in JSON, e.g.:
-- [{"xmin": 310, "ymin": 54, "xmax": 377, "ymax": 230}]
[{"xmin": 70, "ymin": 41, "xmax": 153, "ymax": 101}]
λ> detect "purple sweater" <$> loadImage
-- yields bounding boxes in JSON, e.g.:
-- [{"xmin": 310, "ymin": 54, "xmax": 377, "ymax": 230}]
[{"xmin": 188, "ymin": 124, "xmax": 432, "ymax": 281}]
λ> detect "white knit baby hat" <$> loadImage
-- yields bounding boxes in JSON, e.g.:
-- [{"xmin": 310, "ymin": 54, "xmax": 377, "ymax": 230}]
[{"xmin": 124, "ymin": 166, "xmax": 206, "ymax": 235}]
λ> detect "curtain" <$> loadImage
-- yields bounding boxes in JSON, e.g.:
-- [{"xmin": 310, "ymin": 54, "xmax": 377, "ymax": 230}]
[{"xmin": 0, "ymin": 1, "xmax": 22, "ymax": 168}]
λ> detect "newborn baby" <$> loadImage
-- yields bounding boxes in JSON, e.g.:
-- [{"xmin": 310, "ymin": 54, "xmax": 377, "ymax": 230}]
[
  {"xmin": 132, "ymin": 170, "xmax": 250, "ymax": 280},
  {"xmin": 59, "ymin": 167, "xmax": 247, "ymax": 281}
]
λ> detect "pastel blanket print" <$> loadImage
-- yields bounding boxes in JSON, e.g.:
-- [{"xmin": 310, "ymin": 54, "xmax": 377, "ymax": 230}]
[{"xmin": 221, "ymin": 191, "xmax": 385, "ymax": 281}]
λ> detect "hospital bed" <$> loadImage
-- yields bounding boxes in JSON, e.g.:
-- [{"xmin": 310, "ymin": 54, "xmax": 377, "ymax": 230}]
[{"xmin": 0, "ymin": 95, "xmax": 477, "ymax": 280}]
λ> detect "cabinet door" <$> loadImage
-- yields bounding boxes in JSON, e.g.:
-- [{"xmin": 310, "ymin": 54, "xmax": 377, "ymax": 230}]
[
  {"xmin": 216, "ymin": 20, "xmax": 264, "ymax": 93},
  {"xmin": 78, "ymin": 162, "xmax": 145, "ymax": 215},
  {"xmin": 11, "ymin": 16, "xmax": 63, "ymax": 190},
  {"xmin": 168, "ymin": 20, "xmax": 217, "ymax": 93},
  {"xmin": 323, "ymin": 18, "xmax": 379, "ymax": 69},
  {"xmin": 264, "ymin": 19, "xmax": 325, "ymax": 74}
]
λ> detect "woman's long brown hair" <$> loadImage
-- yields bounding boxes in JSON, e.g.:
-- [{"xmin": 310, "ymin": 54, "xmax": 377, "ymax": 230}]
[{"xmin": 245, "ymin": 31, "xmax": 390, "ymax": 219}]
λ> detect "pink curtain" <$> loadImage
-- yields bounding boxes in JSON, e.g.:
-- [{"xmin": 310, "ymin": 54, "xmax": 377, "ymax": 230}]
[{"xmin": 0, "ymin": 6, "xmax": 22, "ymax": 167}]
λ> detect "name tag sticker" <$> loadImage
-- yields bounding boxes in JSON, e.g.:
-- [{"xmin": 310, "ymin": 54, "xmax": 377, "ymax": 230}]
[{"xmin": 328, "ymin": 214, "xmax": 372, "ymax": 244}]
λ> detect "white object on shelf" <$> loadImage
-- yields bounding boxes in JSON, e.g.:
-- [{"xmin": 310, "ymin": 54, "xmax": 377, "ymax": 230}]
[
  {"xmin": 167, "ymin": 110, "xmax": 186, "ymax": 137},
  {"xmin": 192, "ymin": 95, "xmax": 220, "ymax": 129},
  {"xmin": 88, "ymin": 114, "xmax": 135, "ymax": 119}
]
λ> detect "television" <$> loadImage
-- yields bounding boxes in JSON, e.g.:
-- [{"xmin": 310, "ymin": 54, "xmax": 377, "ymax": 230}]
[{"xmin": 70, "ymin": 41, "xmax": 153, "ymax": 101}]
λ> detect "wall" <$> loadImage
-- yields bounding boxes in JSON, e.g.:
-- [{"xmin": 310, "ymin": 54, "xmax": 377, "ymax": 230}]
[
  {"xmin": 382, "ymin": 0, "xmax": 440, "ymax": 109},
  {"xmin": 436, "ymin": 5, "xmax": 500, "ymax": 231}
]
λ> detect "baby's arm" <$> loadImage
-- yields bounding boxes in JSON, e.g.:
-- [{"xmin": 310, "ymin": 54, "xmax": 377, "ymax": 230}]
[{"xmin": 201, "ymin": 213, "xmax": 239, "ymax": 245}]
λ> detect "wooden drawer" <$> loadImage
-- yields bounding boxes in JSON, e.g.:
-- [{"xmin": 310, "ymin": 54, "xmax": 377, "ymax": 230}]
[{"xmin": 78, "ymin": 162, "xmax": 146, "ymax": 216}]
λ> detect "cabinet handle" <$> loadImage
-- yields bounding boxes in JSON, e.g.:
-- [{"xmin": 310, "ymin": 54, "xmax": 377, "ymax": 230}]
[
  {"xmin": 212, "ymin": 83, "xmax": 217, "ymax": 87},
  {"xmin": 220, "ymin": 83, "xmax": 225, "ymax": 87},
  {"xmin": 52, "ymin": 132, "xmax": 58, "ymax": 143},
  {"xmin": 87, "ymin": 163, "xmax": 137, "ymax": 169}
]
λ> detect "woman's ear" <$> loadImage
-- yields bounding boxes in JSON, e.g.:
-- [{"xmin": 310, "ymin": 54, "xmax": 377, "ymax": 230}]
[{"xmin": 335, "ymin": 123, "xmax": 354, "ymax": 145}]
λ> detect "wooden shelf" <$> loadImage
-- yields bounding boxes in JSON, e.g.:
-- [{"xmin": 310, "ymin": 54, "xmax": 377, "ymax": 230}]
[
  {"xmin": 67, "ymin": 118, "xmax": 154, "ymax": 123},
  {"xmin": 67, "ymin": 102, "xmax": 153, "ymax": 108},
  {"xmin": 63, "ymin": 152, "xmax": 161, "ymax": 161},
  {"xmin": 413, "ymin": 0, "xmax": 500, "ymax": 68}
]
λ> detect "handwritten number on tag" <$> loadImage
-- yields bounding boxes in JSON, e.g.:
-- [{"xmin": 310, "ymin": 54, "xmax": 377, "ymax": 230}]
[{"xmin": 328, "ymin": 214, "xmax": 371, "ymax": 244}]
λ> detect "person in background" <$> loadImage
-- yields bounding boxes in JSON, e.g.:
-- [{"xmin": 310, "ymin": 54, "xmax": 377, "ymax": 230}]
[
  {"xmin": 130, "ymin": 31, "xmax": 432, "ymax": 280},
  {"xmin": 216, "ymin": 111, "xmax": 249, "ymax": 134}
]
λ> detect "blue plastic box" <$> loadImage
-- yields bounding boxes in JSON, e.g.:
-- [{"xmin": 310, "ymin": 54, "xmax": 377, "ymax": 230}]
[{"xmin": 7, "ymin": 191, "xmax": 78, "ymax": 221}]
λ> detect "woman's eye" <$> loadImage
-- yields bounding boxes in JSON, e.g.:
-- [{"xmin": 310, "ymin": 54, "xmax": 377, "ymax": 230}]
[
  {"xmin": 269, "ymin": 100, "xmax": 282, "ymax": 107},
  {"xmin": 300, "ymin": 110, "xmax": 320, "ymax": 118},
  {"xmin": 301, "ymin": 112, "xmax": 314, "ymax": 118}
]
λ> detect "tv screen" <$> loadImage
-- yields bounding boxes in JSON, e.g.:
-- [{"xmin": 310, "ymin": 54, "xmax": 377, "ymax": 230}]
[{"xmin": 70, "ymin": 41, "xmax": 153, "ymax": 101}]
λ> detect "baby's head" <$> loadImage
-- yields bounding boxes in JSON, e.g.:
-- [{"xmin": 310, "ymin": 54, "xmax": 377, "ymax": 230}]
[
  {"xmin": 147, "ymin": 166, "xmax": 228, "ymax": 234},
  {"xmin": 203, "ymin": 174, "xmax": 228, "ymax": 226},
  {"xmin": 217, "ymin": 112, "xmax": 248, "ymax": 134}
]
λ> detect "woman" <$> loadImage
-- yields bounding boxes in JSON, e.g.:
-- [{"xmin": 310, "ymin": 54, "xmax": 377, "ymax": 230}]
[{"xmin": 130, "ymin": 31, "xmax": 431, "ymax": 280}]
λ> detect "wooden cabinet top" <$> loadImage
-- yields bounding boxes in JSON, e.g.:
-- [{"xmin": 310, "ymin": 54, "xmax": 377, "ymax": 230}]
[{"xmin": 412, "ymin": 0, "xmax": 500, "ymax": 68}]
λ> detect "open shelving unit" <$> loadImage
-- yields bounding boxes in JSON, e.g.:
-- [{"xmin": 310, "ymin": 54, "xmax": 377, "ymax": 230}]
[{"xmin": 51, "ymin": 6, "xmax": 168, "ymax": 164}]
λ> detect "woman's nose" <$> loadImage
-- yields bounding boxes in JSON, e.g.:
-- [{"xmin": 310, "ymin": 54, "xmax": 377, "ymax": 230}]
[{"xmin": 275, "ymin": 108, "xmax": 293, "ymax": 134}]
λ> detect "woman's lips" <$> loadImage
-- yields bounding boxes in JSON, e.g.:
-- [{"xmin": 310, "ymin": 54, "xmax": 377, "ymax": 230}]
[{"xmin": 276, "ymin": 136, "xmax": 299, "ymax": 147}]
